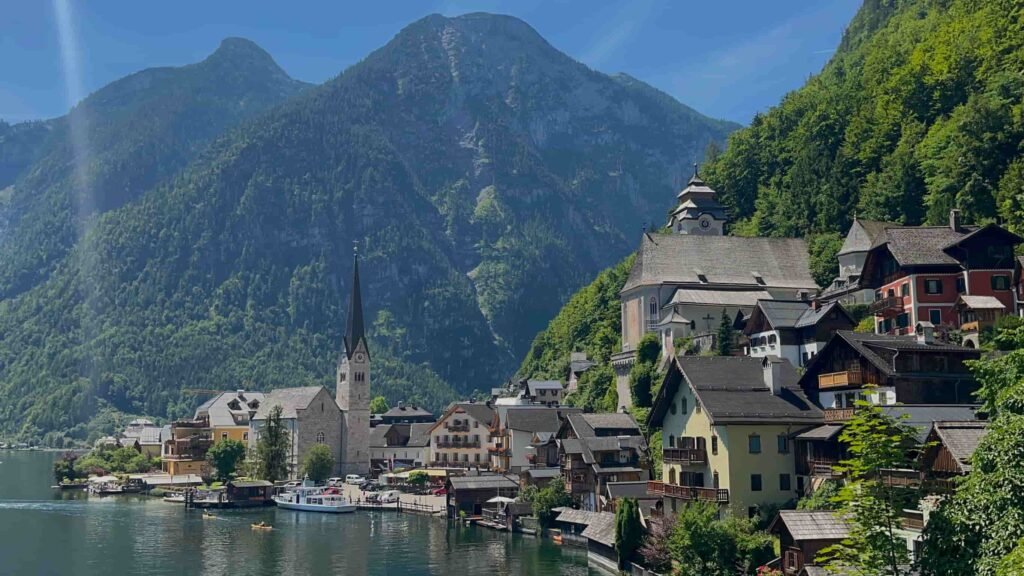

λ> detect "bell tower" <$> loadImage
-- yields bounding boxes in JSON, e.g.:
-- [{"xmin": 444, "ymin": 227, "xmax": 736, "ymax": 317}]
[
  {"xmin": 338, "ymin": 245, "xmax": 370, "ymax": 476},
  {"xmin": 666, "ymin": 164, "xmax": 727, "ymax": 235}
]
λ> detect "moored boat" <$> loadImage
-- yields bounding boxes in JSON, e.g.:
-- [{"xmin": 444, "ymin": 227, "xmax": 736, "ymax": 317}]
[{"xmin": 273, "ymin": 480, "xmax": 356, "ymax": 514}]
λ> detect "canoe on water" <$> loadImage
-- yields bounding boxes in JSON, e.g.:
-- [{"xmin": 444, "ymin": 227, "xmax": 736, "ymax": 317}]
[{"xmin": 251, "ymin": 523, "xmax": 273, "ymax": 530}]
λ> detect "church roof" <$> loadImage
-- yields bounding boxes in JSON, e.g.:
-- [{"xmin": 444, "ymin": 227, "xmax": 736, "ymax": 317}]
[
  {"xmin": 253, "ymin": 387, "xmax": 328, "ymax": 420},
  {"xmin": 343, "ymin": 253, "xmax": 369, "ymax": 360},
  {"xmin": 623, "ymin": 234, "xmax": 816, "ymax": 293}
]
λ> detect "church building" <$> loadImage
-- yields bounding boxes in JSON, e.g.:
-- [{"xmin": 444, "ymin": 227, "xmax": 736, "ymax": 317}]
[{"xmin": 612, "ymin": 167, "xmax": 817, "ymax": 410}]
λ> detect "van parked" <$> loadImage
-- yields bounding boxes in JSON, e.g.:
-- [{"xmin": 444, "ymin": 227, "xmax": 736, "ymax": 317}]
[{"xmin": 378, "ymin": 490, "xmax": 400, "ymax": 504}]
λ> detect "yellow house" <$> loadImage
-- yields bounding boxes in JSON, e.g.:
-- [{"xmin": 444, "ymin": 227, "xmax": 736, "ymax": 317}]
[
  {"xmin": 647, "ymin": 355, "xmax": 822, "ymax": 517},
  {"xmin": 197, "ymin": 390, "xmax": 265, "ymax": 443}
]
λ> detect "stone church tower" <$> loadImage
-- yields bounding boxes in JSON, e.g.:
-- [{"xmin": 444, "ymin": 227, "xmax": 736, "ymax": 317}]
[
  {"xmin": 337, "ymin": 249, "xmax": 370, "ymax": 476},
  {"xmin": 666, "ymin": 164, "xmax": 727, "ymax": 235}
]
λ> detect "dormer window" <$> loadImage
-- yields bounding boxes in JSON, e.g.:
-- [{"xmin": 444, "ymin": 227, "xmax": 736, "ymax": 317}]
[
  {"xmin": 752, "ymin": 271, "xmax": 765, "ymax": 285},
  {"xmin": 694, "ymin": 269, "xmax": 708, "ymax": 283}
]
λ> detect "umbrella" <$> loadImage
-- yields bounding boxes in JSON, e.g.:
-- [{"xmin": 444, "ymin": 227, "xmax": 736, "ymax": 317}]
[{"xmin": 486, "ymin": 496, "xmax": 516, "ymax": 504}]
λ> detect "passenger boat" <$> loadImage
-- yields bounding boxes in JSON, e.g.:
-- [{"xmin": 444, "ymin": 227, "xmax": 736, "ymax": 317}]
[
  {"xmin": 162, "ymin": 493, "xmax": 186, "ymax": 503},
  {"xmin": 273, "ymin": 480, "xmax": 356, "ymax": 514}
]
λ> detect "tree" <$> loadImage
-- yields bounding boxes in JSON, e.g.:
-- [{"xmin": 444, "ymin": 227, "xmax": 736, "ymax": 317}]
[
  {"xmin": 630, "ymin": 332, "xmax": 661, "ymax": 408},
  {"xmin": 302, "ymin": 444, "xmax": 335, "ymax": 484},
  {"xmin": 638, "ymin": 512, "xmax": 675, "ymax": 573},
  {"xmin": 818, "ymin": 398, "xmax": 919, "ymax": 575},
  {"xmin": 370, "ymin": 396, "xmax": 389, "ymax": 414},
  {"xmin": 808, "ymin": 232, "xmax": 844, "ymax": 288},
  {"xmin": 919, "ymin": 339, "xmax": 1024, "ymax": 575},
  {"xmin": 668, "ymin": 500, "xmax": 774, "ymax": 575},
  {"xmin": 797, "ymin": 479, "xmax": 841, "ymax": 511},
  {"xmin": 206, "ymin": 439, "xmax": 246, "ymax": 482},
  {"xmin": 53, "ymin": 452, "xmax": 82, "ymax": 483},
  {"xmin": 408, "ymin": 470, "xmax": 429, "ymax": 487},
  {"xmin": 615, "ymin": 497, "xmax": 644, "ymax": 569},
  {"xmin": 256, "ymin": 405, "xmax": 290, "ymax": 482},
  {"xmin": 528, "ymin": 478, "xmax": 572, "ymax": 530},
  {"xmin": 717, "ymin": 309, "xmax": 735, "ymax": 356}
]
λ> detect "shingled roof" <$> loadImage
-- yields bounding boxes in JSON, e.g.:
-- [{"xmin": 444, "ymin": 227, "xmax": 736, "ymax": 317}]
[
  {"xmin": 801, "ymin": 331, "xmax": 980, "ymax": 383},
  {"xmin": 564, "ymin": 412, "xmax": 641, "ymax": 438},
  {"xmin": 649, "ymin": 356, "xmax": 822, "ymax": 427},
  {"xmin": 838, "ymin": 218, "xmax": 897, "ymax": 256},
  {"xmin": 581, "ymin": 512, "xmax": 617, "ymax": 547},
  {"xmin": 932, "ymin": 420, "xmax": 989, "ymax": 472},
  {"xmin": 770, "ymin": 510, "xmax": 850, "ymax": 541},
  {"xmin": 505, "ymin": 407, "xmax": 572, "ymax": 433},
  {"xmin": 254, "ymin": 387, "xmax": 328, "ymax": 420},
  {"xmin": 622, "ymin": 234, "xmax": 816, "ymax": 292}
]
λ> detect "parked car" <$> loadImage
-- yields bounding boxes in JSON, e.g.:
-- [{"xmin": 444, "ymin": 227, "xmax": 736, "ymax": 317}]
[
  {"xmin": 378, "ymin": 490, "xmax": 401, "ymax": 504},
  {"xmin": 359, "ymin": 481, "xmax": 380, "ymax": 492},
  {"xmin": 366, "ymin": 492, "xmax": 380, "ymax": 503},
  {"xmin": 431, "ymin": 487, "xmax": 447, "ymax": 496},
  {"xmin": 327, "ymin": 477, "xmax": 343, "ymax": 487},
  {"xmin": 282, "ymin": 481, "xmax": 302, "ymax": 488},
  {"xmin": 345, "ymin": 474, "xmax": 366, "ymax": 485}
]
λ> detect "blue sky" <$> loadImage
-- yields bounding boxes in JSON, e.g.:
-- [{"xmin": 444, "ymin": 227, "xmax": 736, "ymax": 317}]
[{"xmin": 0, "ymin": 0, "xmax": 860, "ymax": 125}]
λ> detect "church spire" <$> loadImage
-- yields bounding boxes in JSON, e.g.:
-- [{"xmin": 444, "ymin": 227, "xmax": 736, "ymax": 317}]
[{"xmin": 344, "ymin": 243, "xmax": 367, "ymax": 359}]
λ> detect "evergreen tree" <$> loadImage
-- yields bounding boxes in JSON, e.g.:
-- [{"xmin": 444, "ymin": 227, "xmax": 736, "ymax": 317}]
[
  {"xmin": 615, "ymin": 497, "xmax": 643, "ymax": 570},
  {"xmin": 256, "ymin": 405, "xmax": 290, "ymax": 482},
  {"xmin": 717, "ymin": 309, "xmax": 734, "ymax": 356}
]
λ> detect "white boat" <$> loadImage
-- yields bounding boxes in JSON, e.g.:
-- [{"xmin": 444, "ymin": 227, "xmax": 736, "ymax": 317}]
[{"xmin": 273, "ymin": 480, "xmax": 356, "ymax": 514}]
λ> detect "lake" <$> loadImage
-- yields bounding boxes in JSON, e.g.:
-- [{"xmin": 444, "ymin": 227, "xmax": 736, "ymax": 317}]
[{"xmin": 0, "ymin": 450, "xmax": 598, "ymax": 576}]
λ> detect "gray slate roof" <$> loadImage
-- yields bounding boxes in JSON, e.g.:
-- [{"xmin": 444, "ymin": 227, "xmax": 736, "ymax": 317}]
[
  {"xmin": 771, "ymin": 510, "xmax": 849, "ymax": 541},
  {"xmin": 382, "ymin": 405, "xmax": 434, "ymax": 419},
  {"xmin": 254, "ymin": 387, "xmax": 325, "ymax": 420},
  {"xmin": 957, "ymin": 295, "xmax": 1005, "ymax": 310},
  {"xmin": 526, "ymin": 468, "xmax": 562, "ymax": 479},
  {"xmin": 796, "ymin": 424, "xmax": 844, "ymax": 441},
  {"xmin": 838, "ymin": 219, "xmax": 896, "ymax": 256},
  {"xmin": 451, "ymin": 402, "xmax": 495, "ymax": 426},
  {"xmin": 807, "ymin": 331, "xmax": 979, "ymax": 380},
  {"xmin": 566, "ymin": 413, "xmax": 641, "ymax": 437},
  {"xmin": 200, "ymin": 390, "xmax": 266, "ymax": 427},
  {"xmin": 581, "ymin": 512, "xmax": 617, "ymax": 547},
  {"xmin": 877, "ymin": 226, "xmax": 979, "ymax": 266},
  {"xmin": 554, "ymin": 508, "xmax": 602, "ymax": 526},
  {"xmin": 606, "ymin": 481, "xmax": 656, "ymax": 500},
  {"xmin": 666, "ymin": 356, "xmax": 822, "ymax": 425},
  {"xmin": 669, "ymin": 288, "xmax": 773, "ymax": 307},
  {"xmin": 370, "ymin": 423, "xmax": 434, "ymax": 448},
  {"xmin": 448, "ymin": 475, "xmax": 519, "ymax": 491},
  {"xmin": 623, "ymin": 234, "xmax": 816, "ymax": 292},
  {"xmin": 506, "ymin": 408, "xmax": 567, "ymax": 433},
  {"xmin": 932, "ymin": 421, "xmax": 988, "ymax": 471}
]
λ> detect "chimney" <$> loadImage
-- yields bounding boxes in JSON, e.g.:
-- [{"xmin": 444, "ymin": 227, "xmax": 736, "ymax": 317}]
[
  {"xmin": 812, "ymin": 298, "xmax": 821, "ymax": 311},
  {"xmin": 916, "ymin": 322, "xmax": 935, "ymax": 345},
  {"xmin": 763, "ymin": 356, "xmax": 784, "ymax": 396},
  {"xmin": 236, "ymin": 389, "xmax": 245, "ymax": 398},
  {"xmin": 950, "ymin": 209, "xmax": 962, "ymax": 232},
  {"xmin": 397, "ymin": 401, "xmax": 404, "ymax": 410}
]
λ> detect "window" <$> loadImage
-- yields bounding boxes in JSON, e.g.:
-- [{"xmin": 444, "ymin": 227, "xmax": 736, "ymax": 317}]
[
  {"xmin": 711, "ymin": 436, "xmax": 718, "ymax": 455},
  {"xmin": 796, "ymin": 476, "xmax": 805, "ymax": 493},
  {"xmin": 777, "ymin": 435, "xmax": 789, "ymax": 454},
  {"xmin": 751, "ymin": 474, "xmax": 762, "ymax": 492},
  {"xmin": 474, "ymin": 421, "xmax": 479, "ymax": 428},
  {"xmin": 668, "ymin": 435, "xmax": 675, "ymax": 448},
  {"xmin": 221, "ymin": 432, "xmax": 228, "ymax": 440},
  {"xmin": 780, "ymin": 473, "xmax": 792, "ymax": 491},
  {"xmin": 992, "ymin": 275, "xmax": 1011, "ymax": 291},
  {"xmin": 243, "ymin": 432, "xmax": 248, "ymax": 441},
  {"xmin": 695, "ymin": 401, "xmax": 701, "ymax": 414},
  {"xmin": 929, "ymin": 309, "xmax": 942, "ymax": 325},
  {"xmin": 668, "ymin": 468, "xmax": 677, "ymax": 485},
  {"xmin": 956, "ymin": 277, "xmax": 966, "ymax": 294},
  {"xmin": 887, "ymin": 288, "xmax": 895, "ymax": 298},
  {"xmin": 316, "ymin": 431, "xmax": 325, "ymax": 444},
  {"xmin": 901, "ymin": 283, "xmax": 909, "ymax": 296},
  {"xmin": 669, "ymin": 401, "xmax": 677, "ymax": 415},
  {"xmin": 713, "ymin": 471, "xmax": 719, "ymax": 488},
  {"xmin": 474, "ymin": 453, "xmax": 480, "ymax": 463},
  {"xmin": 896, "ymin": 313, "xmax": 909, "ymax": 329},
  {"xmin": 925, "ymin": 279, "xmax": 943, "ymax": 295},
  {"xmin": 748, "ymin": 435, "xmax": 761, "ymax": 454},
  {"xmin": 649, "ymin": 298, "xmax": 658, "ymax": 317},
  {"xmin": 681, "ymin": 397, "xmax": 687, "ymax": 413}
]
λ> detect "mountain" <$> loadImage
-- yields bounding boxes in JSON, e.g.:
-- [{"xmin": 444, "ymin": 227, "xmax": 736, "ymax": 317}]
[
  {"xmin": 702, "ymin": 0, "xmax": 1024, "ymax": 238},
  {"xmin": 0, "ymin": 38, "xmax": 310, "ymax": 298},
  {"xmin": 0, "ymin": 14, "xmax": 736, "ymax": 443}
]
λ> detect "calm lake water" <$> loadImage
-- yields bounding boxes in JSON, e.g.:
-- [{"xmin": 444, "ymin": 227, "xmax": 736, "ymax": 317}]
[{"xmin": 0, "ymin": 450, "xmax": 598, "ymax": 576}]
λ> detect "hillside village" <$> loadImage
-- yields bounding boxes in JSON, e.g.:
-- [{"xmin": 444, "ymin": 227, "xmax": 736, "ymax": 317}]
[{"xmin": 60, "ymin": 166, "xmax": 1024, "ymax": 575}]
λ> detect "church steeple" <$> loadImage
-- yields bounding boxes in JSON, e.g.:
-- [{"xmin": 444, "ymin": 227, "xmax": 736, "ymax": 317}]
[
  {"xmin": 343, "ymin": 246, "xmax": 368, "ymax": 360},
  {"xmin": 667, "ymin": 162, "xmax": 727, "ymax": 235}
]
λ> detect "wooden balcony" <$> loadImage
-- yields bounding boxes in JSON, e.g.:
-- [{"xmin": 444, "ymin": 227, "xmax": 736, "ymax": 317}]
[
  {"xmin": 818, "ymin": 370, "xmax": 864, "ymax": 390},
  {"xmin": 823, "ymin": 408, "xmax": 856, "ymax": 423},
  {"xmin": 663, "ymin": 447, "xmax": 707, "ymax": 465},
  {"xmin": 808, "ymin": 459, "xmax": 842, "ymax": 478},
  {"xmin": 869, "ymin": 296, "xmax": 905, "ymax": 317},
  {"xmin": 647, "ymin": 481, "xmax": 729, "ymax": 503},
  {"xmin": 878, "ymin": 468, "xmax": 922, "ymax": 488},
  {"xmin": 446, "ymin": 423, "xmax": 470, "ymax": 432},
  {"xmin": 436, "ymin": 440, "xmax": 480, "ymax": 449}
]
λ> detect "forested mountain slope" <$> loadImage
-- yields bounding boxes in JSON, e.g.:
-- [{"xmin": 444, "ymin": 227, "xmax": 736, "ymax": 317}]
[
  {"xmin": 0, "ymin": 14, "xmax": 735, "ymax": 442},
  {"xmin": 0, "ymin": 38, "xmax": 310, "ymax": 298},
  {"xmin": 703, "ymin": 0, "xmax": 1024, "ymax": 237}
]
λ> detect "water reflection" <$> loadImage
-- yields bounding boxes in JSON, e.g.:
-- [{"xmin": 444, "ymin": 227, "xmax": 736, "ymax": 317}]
[{"xmin": 0, "ymin": 451, "xmax": 598, "ymax": 575}]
